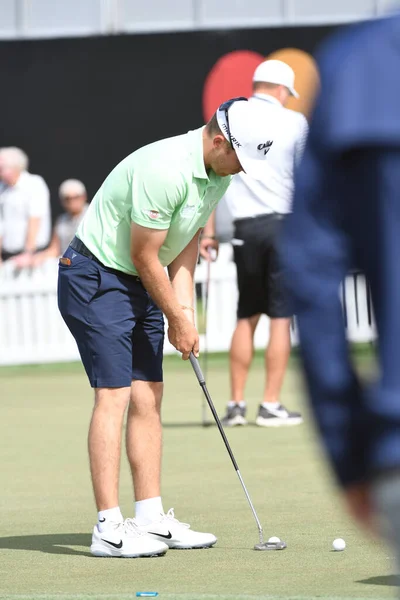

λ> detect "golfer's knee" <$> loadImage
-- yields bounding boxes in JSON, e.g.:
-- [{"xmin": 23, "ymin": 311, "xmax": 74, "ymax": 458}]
[
  {"xmin": 94, "ymin": 387, "xmax": 131, "ymax": 413},
  {"xmin": 129, "ymin": 380, "xmax": 163, "ymax": 416}
]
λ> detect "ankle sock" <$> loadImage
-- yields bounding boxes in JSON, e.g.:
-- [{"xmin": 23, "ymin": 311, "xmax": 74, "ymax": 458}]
[
  {"xmin": 97, "ymin": 506, "xmax": 123, "ymax": 532},
  {"xmin": 262, "ymin": 401, "xmax": 280, "ymax": 410},
  {"xmin": 135, "ymin": 496, "xmax": 164, "ymax": 526}
]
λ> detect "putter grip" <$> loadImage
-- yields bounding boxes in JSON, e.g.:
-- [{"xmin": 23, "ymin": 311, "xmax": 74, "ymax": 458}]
[{"xmin": 189, "ymin": 353, "xmax": 205, "ymax": 384}]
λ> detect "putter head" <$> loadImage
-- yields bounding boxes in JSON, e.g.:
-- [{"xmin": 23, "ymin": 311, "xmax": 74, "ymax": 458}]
[{"xmin": 254, "ymin": 540, "xmax": 287, "ymax": 551}]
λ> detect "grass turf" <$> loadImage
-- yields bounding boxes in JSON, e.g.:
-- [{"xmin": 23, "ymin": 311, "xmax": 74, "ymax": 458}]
[{"xmin": 0, "ymin": 352, "xmax": 396, "ymax": 600}]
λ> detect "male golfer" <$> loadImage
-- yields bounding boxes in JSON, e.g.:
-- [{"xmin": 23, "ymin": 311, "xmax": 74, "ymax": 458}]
[{"xmin": 58, "ymin": 98, "xmax": 277, "ymax": 557}]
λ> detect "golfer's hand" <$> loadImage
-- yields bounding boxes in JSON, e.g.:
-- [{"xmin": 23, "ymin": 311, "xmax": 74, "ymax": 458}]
[
  {"xmin": 199, "ymin": 237, "xmax": 219, "ymax": 261},
  {"xmin": 168, "ymin": 316, "xmax": 199, "ymax": 360}
]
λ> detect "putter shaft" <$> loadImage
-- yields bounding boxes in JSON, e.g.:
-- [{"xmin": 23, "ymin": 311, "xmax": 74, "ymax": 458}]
[
  {"xmin": 201, "ymin": 259, "xmax": 211, "ymax": 426},
  {"xmin": 190, "ymin": 353, "xmax": 265, "ymax": 545}
]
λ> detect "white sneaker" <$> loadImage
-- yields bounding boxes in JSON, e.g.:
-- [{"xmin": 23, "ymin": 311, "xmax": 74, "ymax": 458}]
[
  {"xmin": 138, "ymin": 508, "xmax": 217, "ymax": 549},
  {"xmin": 90, "ymin": 518, "xmax": 169, "ymax": 558},
  {"xmin": 220, "ymin": 404, "xmax": 247, "ymax": 427},
  {"xmin": 255, "ymin": 404, "xmax": 303, "ymax": 427}
]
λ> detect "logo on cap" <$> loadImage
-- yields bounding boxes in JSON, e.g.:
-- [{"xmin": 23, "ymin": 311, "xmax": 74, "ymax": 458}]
[
  {"xmin": 221, "ymin": 123, "xmax": 242, "ymax": 148},
  {"xmin": 257, "ymin": 141, "xmax": 273, "ymax": 155},
  {"xmin": 231, "ymin": 137, "xmax": 242, "ymax": 148}
]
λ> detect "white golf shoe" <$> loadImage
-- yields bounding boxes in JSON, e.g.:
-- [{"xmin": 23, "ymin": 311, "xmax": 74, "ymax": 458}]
[
  {"xmin": 138, "ymin": 508, "xmax": 217, "ymax": 549},
  {"xmin": 255, "ymin": 404, "xmax": 303, "ymax": 427},
  {"xmin": 90, "ymin": 518, "xmax": 169, "ymax": 558}
]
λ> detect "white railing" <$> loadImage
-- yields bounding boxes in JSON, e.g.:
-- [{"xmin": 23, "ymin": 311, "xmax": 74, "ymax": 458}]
[{"xmin": 0, "ymin": 244, "xmax": 376, "ymax": 366}]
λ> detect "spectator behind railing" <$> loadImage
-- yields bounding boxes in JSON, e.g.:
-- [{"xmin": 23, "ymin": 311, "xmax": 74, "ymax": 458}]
[
  {"xmin": 32, "ymin": 179, "xmax": 89, "ymax": 267},
  {"xmin": 0, "ymin": 147, "xmax": 51, "ymax": 268}
]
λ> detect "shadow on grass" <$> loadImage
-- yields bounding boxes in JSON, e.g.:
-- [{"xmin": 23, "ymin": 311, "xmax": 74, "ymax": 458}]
[
  {"xmin": 162, "ymin": 422, "xmax": 214, "ymax": 428},
  {"xmin": 357, "ymin": 574, "xmax": 400, "ymax": 586},
  {"xmin": 162, "ymin": 422, "xmax": 264, "ymax": 428},
  {"xmin": 0, "ymin": 533, "xmax": 92, "ymax": 557}
]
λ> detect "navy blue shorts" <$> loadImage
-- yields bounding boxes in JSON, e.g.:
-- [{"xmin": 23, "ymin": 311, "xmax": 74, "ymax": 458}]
[{"xmin": 57, "ymin": 246, "xmax": 164, "ymax": 388}]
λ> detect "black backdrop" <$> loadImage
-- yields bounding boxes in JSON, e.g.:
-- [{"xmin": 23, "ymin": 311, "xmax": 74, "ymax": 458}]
[{"xmin": 0, "ymin": 25, "xmax": 335, "ymax": 220}]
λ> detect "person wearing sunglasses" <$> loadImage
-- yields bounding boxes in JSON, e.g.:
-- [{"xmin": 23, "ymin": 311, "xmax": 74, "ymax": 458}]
[
  {"xmin": 33, "ymin": 179, "xmax": 89, "ymax": 266},
  {"xmin": 57, "ymin": 97, "xmax": 278, "ymax": 558}
]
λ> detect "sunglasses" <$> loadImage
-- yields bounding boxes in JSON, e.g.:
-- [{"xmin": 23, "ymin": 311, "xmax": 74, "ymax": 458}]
[
  {"xmin": 218, "ymin": 97, "xmax": 248, "ymax": 150},
  {"xmin": 62, "ymin": 194, "xmax": 84, "ymax": 201}
]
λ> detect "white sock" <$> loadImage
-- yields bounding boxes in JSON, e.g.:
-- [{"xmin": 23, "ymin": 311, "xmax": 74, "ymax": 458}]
[
  {"xmin": 262, "ymin": 401, "xmax": 280, "ymax": 410},
  {"xmin": 228, "ymin": 401, "xmax": 246, "ymax": 408},
  {"xmin": 97, "ymin": 506, "xmax": 123, "ymax": 532},
  {"xmin": 135, "ymin": 496, "xmax": 164, "ymax": 525}
]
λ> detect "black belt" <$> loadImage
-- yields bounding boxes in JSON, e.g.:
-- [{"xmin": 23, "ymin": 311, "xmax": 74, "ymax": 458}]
[
  {"xmin": 234, "ymin": 213, "xmax": 285, "ymax": 225},
  {"xmin": 69, "ymin": 237, "xmax": 141, "ymax": 282},
  {"xmin": 70, "ymin": 236, "xmax": 103, "ymax": 265}
]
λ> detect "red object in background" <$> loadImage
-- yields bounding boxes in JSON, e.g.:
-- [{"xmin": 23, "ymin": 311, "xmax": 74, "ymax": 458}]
[{"xmin": 202, "ymin": 50, "xmax": 264, "ymax": 122}]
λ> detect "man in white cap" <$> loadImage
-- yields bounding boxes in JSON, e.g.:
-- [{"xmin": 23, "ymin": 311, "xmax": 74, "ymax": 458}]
[
  {"xmin": 201, "ymin": 60, "xmax": 308, "ymax": 428},
  {"xmin": 57, "ymin": 98, "xmax": 278, "ymax": 558}
]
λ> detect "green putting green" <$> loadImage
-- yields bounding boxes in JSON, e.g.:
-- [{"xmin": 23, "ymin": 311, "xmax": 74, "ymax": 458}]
[{"xmin": 0, "ymin": 351, "xmax": 395, "ymax": 600}]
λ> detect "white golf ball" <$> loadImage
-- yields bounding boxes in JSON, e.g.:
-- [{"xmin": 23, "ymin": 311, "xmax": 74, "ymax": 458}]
[
  {"xmin": 268, "ymin": 536, "xmax": 281, "ymax": 544},
  {"xmin": 332, "ymin": 538, "xmax": 346, "ymax": 551}
]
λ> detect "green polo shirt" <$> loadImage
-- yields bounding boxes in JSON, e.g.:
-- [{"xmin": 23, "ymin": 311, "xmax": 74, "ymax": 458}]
[{"xmin": 76, "ymin": 128, "xmax": 231, "ymax": 276}]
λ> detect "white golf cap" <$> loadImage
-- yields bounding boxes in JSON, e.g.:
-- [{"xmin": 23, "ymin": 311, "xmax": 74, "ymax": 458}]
[
  {"xmin": 253, "ymin": 59, "xmax": 299, "ymax": 98},
  {"xmin": 216, "ymin": 97, "xmax": 276, "ymax": 180}
]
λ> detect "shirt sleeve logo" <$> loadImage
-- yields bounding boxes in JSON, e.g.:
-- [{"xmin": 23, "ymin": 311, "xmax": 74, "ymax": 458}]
[
  {"xmin": 257, "ymin": 141, "xmax": 273, "ymax": 155},
  {"xmin": 146, "ymin": 210, "xmax": 160, "ymax": 220}
]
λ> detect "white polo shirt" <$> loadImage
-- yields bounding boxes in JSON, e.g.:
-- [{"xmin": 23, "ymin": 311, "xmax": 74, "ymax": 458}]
[
  {"xmin": 0, "ymin": 171, "xmax": 51, "ymax": 253},
  {"xmin": 223, "ymin": 94, "xmax": 309, "ymax": 220}
]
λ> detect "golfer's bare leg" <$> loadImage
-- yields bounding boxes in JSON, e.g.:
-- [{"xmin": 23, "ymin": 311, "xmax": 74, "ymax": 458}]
[
  {"xmin": 263, "ymin": 317, "xmax": 291, "ymax": 404},
  {"xmin": 126, "ymin": 380, "xmax": 163, "ymax": 500},
  {"xmin": 230, "ymin": 315, "xmax": 260, "ymax": 402},
  {"xmin": 88, "ymin": 387, "xmax": 131, "ymax": 510}
]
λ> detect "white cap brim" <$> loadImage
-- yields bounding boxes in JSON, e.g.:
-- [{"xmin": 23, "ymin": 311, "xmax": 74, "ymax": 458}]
[{"xmin": 235, "ymin": 148, "xmax": 268, "ymax": 181}]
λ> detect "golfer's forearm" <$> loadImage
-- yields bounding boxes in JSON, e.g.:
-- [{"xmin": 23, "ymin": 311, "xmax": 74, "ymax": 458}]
[
  {"xmin": 169, "ymin": 270, "xmax": 194, "ymax": 307},
  {"xmin": 134, "ymin": 257, "xmax": 182, "ymax": 323},
  {"xmin": 202, "ymin": 211, "xmax": 216, "ymax": 238},
  {"xmin": 168, "ymin": 258, "xmax": 197, "ymax": 308},
  {"xmin": 169, "ymin": 267, "xmax": 195, "ymax": 324},
  {"xmin": 168, "ymin": 232, "xmax": 199, "ymax": 307}
]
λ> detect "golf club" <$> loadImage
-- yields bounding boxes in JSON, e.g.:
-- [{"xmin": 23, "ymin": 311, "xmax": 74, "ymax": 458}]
[
  {"xmin": 189, "ymin": 352, "xmax": 287, "ymax": 551},
  {"xmin": 201, "ymin": 254, "xmax": 212, "ymax": 427}
]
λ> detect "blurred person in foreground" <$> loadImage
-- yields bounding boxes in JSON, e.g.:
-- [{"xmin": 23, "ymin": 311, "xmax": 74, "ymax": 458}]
[
  {"xmin": 33, "ymin": 179, "xmax": 89, "ymax": 266},
  {"xmin": 280, "ymin": 13, "xmax": 400, "ymax": 572},
  {"xmin": 201, "ymin": 60, "xmax": 308, "ymax": 427},
  {"xmin": 0, "ymin": 147, "xmax": 51, "ymax": 267}
]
